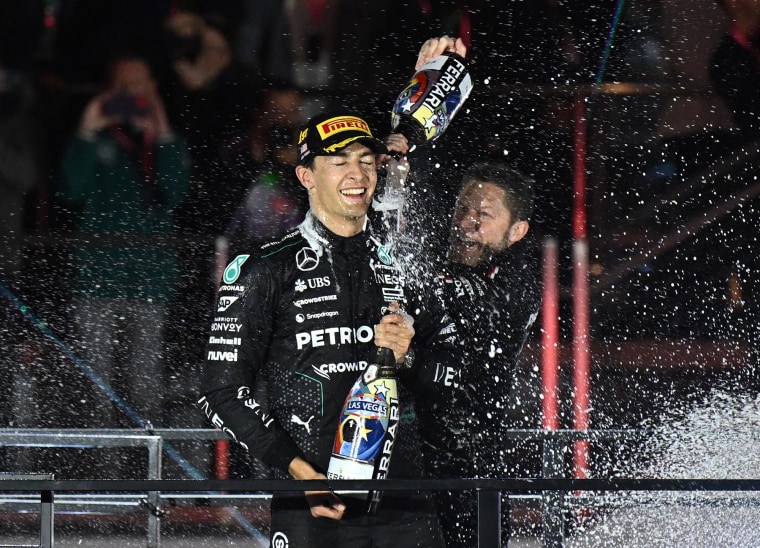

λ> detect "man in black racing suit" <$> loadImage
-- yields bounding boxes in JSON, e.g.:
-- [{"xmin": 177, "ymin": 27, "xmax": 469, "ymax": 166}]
[
  {"xmin": 197, "ymin": 110, "xmax": 457, "ymax": 547},
  {"xmin": 410, "ymin": 162, "xmax": 543, "ymax": 547}
]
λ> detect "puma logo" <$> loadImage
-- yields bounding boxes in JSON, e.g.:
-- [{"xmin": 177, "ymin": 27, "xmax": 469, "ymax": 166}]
[{"xmin": 291, "ymin": 414, "xmax": 315, "ymax": 434}]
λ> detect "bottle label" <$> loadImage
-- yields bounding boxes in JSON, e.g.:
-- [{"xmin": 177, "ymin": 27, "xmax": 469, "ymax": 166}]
[
  {"xmin": 327, "ymin": 371, "xmax": 399, "ymax": 483},
  {"xmin": 391, "ymin": 53, "xmax": 473, "ymax": 144},
  {"xmin": 326, "ymin": 455, "xmax": 375, "ymax": 495}
]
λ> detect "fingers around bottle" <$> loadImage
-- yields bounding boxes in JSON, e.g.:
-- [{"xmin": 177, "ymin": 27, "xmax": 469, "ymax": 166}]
[{"xmin": 306, "ymin": 491, "xmax": 346, "ymax": 520}]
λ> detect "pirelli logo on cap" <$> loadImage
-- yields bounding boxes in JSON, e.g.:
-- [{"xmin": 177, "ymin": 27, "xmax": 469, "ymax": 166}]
[
  {"xmin": 298, "ymin": 113, "xmax": 383, "ymax": 164},
  {"xmin": 317, "ymin": 116, "xmax": 372, "ymax": 139}
]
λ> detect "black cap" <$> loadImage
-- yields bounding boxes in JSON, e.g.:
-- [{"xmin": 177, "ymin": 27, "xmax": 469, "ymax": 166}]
[{"xmin": 297, "ymin": 111, "xmax": 387, "ymax": 165}]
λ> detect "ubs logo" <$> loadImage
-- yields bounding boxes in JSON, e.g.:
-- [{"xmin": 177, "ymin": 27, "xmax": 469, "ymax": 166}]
[
  {"xmin": 306, "ymin": 276, "xmax": 331, "ymax": 289},
  {"xmin": 296, "ymin": 247, "xmax": 320, "ymax": 271}
]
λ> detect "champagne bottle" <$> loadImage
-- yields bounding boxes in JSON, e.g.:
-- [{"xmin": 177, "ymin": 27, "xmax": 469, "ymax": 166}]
[
  {"xmin": 327, "ymin": 345, "xmax": 399, "ymax": 513},
  {"xmin": 391, "ymin": 51, "xmax": 473, "ymax": 145}
]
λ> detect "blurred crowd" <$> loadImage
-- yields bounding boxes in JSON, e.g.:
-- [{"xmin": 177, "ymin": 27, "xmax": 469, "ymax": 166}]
[{"xmin": 0, "ymin": 0, "xmax": 758, "ymax": 477}]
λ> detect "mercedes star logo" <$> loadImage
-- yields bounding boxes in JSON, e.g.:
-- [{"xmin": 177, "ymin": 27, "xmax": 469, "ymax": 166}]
[{"xmin": 296, "ymin": 247, "xmax": 320, "ymax": 271}]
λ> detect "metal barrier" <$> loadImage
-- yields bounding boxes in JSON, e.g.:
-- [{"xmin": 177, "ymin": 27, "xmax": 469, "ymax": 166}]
[
  {"xmin": 0, "ymin": 474, "xmax": 54, "ymax": 548},
  {"xmin": 0, "ymin": 430, "xmax": 164, "ymax": 547},
  {"xmin": 4, "ymin": 427, "xmax": 733, "ymax": 548},
  {"xmin": 7, "ymin": 476, "xmax": 760, "ymax": 548}
]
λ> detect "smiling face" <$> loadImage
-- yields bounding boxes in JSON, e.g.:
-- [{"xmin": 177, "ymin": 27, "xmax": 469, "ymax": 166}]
[
  {"xmin": 295, "ymin": 142, "xmax": 378, "ymax": 236},
  {"xmin": 447, "ymin": 180, "xmax": 528, "ymax": 266}
]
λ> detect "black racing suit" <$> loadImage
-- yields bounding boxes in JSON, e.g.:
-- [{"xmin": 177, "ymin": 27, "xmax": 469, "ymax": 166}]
[
  {"xmin": 198, "ymin": 210, "xmax": 455, "ymax": 548},
  {"xmin": 412, "ymin": 235, "xmax": 543, "ymax": 548}
]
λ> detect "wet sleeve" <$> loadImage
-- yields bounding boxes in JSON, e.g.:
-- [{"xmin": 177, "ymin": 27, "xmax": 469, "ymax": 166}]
[
  {"xmin": 198, "ymin": 255, "xmax": 305, "ymax": 474},
  {"xmin": 401, "ymin": 249, "xmax": 543, "ymax": 404},
  {"xmin": 454, "ymin": 246, "xmax": 543, "ymax": 401},
  {"xmin": 397, "ymin": 275, "xmax": 472, "ymax": 403}
]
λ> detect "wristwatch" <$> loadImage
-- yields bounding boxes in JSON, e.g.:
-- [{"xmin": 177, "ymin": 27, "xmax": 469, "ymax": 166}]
[{"xmin": 399, "ymin": 348, "xmax": 416, "ymax": 370}]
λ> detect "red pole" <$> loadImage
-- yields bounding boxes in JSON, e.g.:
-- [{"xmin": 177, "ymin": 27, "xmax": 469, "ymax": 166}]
[
  {"xmin": 541, "ymin": 238, "xmax": 560, "ymax": 431},
  {"xmin": 213, "ymin": 236, "xmax": 231, "ymax": 480},
  {"xmin": 571, "ymin": 95, "xmax": 591, "ymax": 479},
  {"xmin": 215, "ymin": 439, "xmax": 230, "ymax": 480},
  {"xmin": 572, "ymin": 96, "xmax": 588, "ymax": 242}
]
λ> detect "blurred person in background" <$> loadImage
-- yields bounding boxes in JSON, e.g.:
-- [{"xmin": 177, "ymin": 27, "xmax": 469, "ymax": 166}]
[
  {"xmin": 0, "ymin": 58, "xmax": 43, "ymax": 289},
  {"xmin": 162, "ymin": 7, "xmax": 260, "ymax": 237},
  {"xmin": 708, "ymin": 0, "xmax": 760, "ymax": 343},
  {"xmin": 224, "ymin": 84, "xmax": 308, "ymax": 255},
  {"xmin": 158, "ymin": 8, "xmax": 261, "ymax": 429},
  {"xmin": 710, "ymin": 0, "xmax": 760, "ymax": 142},
  {"xmin": 236, "ymin": 0, "xmax": 299, "ymax": 85},
  {"xmin": 288, "ymin": 0, "xmax": 338, "ymax": 88},
  {"xmin": 55, "ymin": 54, "xmax": 190, "ymax": 433},
  {"xmin": 0, "ymin": 55, "xmax": 46, "ymax": 435}
]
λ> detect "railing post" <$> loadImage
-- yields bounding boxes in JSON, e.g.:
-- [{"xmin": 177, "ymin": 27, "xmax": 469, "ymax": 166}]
[
  {"xmin": 477, "ymin": 488, "xmax": 501, "ymax": 548},
  {"xmin": 147, "ymin": 435, "xmax": 162, "ymax": 548},
  {"xmin": 0, "ymin": 473, "xmax": 55, "ymax": 547},
  {"xmin": 542, "ymin": 434, "xmax": 566, "ymax": 548},
  {"xmin": 40, "ymin": 489, "xmax": 54, "ymax": 548}
]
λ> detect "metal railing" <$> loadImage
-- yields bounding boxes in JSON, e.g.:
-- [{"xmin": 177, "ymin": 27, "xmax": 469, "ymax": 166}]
[
  {"xmin": 0, "ymin": 474, "xmax": 54, "ymax": 548},
  {"xmin": 6, "ymin": 475, "xmax": 760, "ymax": 548},
  {"xmin": 0, "ymin": 427, "xmax": 655, "ymax": 548},
  {"xmin": 7, "ymin": 428, "xmax": 760, "ymax": 547},
  {"xmin": 0, "ymin": 430, "xmax": 164, "ymax": 547}
]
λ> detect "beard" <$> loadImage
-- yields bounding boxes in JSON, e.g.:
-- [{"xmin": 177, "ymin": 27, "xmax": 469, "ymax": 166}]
[{"xmin": 447, "ymin": 233, "xmax": 510, "ymax": 267}]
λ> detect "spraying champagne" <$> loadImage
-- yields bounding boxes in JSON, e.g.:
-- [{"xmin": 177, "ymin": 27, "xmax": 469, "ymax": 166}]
[{"xmin": 376, "ymin": 49, "xmax": 473, "ymax": 244}]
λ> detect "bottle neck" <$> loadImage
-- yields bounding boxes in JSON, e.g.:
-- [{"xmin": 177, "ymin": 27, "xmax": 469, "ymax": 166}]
[{"xmin": 376, "ymin": 346, "xmax": 397, "ymax": 377}]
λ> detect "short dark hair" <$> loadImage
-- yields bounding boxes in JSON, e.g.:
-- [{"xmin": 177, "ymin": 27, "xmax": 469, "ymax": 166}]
[
  {"xmin": 459, "ymin": 162, "xmax": 535, "ymax": 222},
  {"xmin": 301, "ymin": 155, "xmax": 317, "ymax": 170}
]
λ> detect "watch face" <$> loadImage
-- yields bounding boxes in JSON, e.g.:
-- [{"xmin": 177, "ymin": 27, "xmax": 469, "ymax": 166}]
[{"xmin": 403, "ymin": 349, "xmax": 415, "ymax": 369}]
